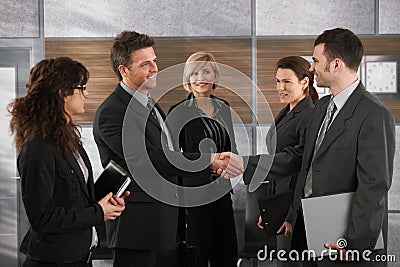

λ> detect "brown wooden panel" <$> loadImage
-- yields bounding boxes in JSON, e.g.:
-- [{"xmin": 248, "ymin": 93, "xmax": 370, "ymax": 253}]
[
  {"xmin": 45, "ymin": 38, "xmax": 252, "ymax": 124},
  {"xmin": 153, "ymin": 38, "xmax": 252, "ymax": 124},
  {"xmin": 45, "ymin": 40, "xmax": 117, "ymax": 124},
  {"xmin": 257, "ymin": 36, "xmax": 400, "ymax": 123},
  {"xmin": 45, "ymin": 36, "xmax": 400, "ymax": 124},
  {"xmin": 256, "ymin": 38, "xmax": 314, "ymax": 123}
]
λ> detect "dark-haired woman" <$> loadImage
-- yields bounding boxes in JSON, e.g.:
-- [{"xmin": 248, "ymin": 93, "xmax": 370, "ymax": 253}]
[
  {"xmin": 257, "ymin": 56, "xmax": 318, "ymax": 266},
  {"xmin": 8, "ymin": 57, "xmax": 127, "ymax": 267}
]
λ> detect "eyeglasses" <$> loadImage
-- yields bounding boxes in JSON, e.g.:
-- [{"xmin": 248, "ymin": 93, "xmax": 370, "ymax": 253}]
[{"xmin": 75, "ymin": 84, "xmax": 86, "ymax": 90}]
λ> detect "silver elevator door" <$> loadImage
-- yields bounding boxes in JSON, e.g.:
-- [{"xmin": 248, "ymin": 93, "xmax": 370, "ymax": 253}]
[{"xmin": 0, "ymin": 48, "xmax": 30, "ymax": 267}]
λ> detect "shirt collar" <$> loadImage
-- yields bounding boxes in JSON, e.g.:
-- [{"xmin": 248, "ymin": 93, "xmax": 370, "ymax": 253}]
[
  {"xmin": 185, "ymin": 93, "xmax": 223, "ymax": 118},
  {"xmin": 120, "ymin": 81, "xmax": 148, "ymax": 108},
  {"xmin": 332, "ymin": 79, "xmax": 360, "ymax": 112}
]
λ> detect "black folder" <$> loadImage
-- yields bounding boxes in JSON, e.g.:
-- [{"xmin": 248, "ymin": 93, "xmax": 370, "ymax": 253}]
[
  {"xmin": 94, "ymin": 160, "xmax": 132, "ymax": 201},
  {"xmin": 258, "ymin": 190, "xmax": 294, "ymax": 236}
]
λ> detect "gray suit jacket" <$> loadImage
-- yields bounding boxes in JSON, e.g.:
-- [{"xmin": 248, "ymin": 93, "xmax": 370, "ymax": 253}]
[{"xmin": 245, "ymin": 83, "xmax": 395, "ymax": 252}]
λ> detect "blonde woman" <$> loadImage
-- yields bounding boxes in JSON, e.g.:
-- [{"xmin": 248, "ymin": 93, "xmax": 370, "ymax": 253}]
[{"xmin": 168, "ymin": 52, "xmax": 238, "ymax": 267}]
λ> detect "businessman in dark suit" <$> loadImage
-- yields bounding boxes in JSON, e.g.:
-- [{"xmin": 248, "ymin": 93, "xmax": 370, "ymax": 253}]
[
  {"xmin": 242, "ymin": 28, "xmax": 395, "ymax": 266},
  {"xmin": 93, "ymin": 31, "xmax": 243, "ymax": 267}
]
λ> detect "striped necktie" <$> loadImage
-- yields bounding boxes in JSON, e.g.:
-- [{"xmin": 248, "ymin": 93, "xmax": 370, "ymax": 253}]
[
  {"xmin": 304, "ymin": 98, "xmax": 337, "ymax": 197},
  {"xmin": 147, "ymin": 96, "xmax": 160, "ymax": 126}
]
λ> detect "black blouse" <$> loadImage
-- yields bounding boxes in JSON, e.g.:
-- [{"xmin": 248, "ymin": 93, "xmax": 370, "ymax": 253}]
[
  {"xmin": 169, "ymin": 93, "xmax": 237, "ymax": 154},
  {"xmin": 168, "ymin": 93, "xmax": 238, "ymax": 186}
]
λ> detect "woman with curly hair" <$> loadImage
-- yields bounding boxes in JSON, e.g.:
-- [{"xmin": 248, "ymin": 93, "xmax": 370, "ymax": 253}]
[{"xmin": 9, "ymin": 57, "xmax": 127, "ymax": 267}]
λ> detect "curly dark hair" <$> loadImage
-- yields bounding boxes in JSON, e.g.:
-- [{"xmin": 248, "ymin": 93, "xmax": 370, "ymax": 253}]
[
  {"xmin": 8, "ymin": 57, "xmax": 89, "ymax": 154},
  {"xmin": 110, "ymin": 31, "xmax": 155, "ymax": 81}
]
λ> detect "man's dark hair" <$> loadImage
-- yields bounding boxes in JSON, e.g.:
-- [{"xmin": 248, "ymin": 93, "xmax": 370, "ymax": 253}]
[
  {"xmin": 314, "ymin": 28, "xmax": 363, "ymax": 72},
  {"xmin": 110, "ymin": 31, "xmax": 155, "ymax": 81}
]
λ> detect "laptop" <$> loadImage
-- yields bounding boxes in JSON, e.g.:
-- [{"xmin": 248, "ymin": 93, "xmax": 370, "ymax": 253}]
[{"xmin": 301, "ymin": 192, "xmax": 383, "ymax": 257}]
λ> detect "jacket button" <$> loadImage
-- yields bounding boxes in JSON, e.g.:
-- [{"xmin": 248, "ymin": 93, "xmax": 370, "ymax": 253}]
[
  {"xmin": 68, "ymin": 169, "xmax": 74, "ymax": 174},
  {"xmin": 175, "ymin": 193, "xmax": 179, "ymax": 198}
]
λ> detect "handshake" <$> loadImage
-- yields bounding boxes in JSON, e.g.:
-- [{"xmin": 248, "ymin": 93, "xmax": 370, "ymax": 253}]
[{"xmin": 210, "ymin": 152, "xmax": 244, "ymax": 179}]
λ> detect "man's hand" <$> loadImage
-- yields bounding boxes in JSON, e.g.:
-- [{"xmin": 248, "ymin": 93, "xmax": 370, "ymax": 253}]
[
  {"xmin": 277, "ymin": 221, "xmax": 293, "ymax": 237},
  {"xmin": 324, "ymin": 243, "xmax": 352, "ymax": 261},
  {"xmin": 98, "ymin": 192, "xmax": 127, "ymax": 221},
  {"xmin": 210, "ymin": 152, "xmax": 244, "ymax": 178}
]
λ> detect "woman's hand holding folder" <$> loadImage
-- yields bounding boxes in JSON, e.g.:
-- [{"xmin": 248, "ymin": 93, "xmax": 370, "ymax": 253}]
[
  {"xmin": 98, "ymin": 191, "xmax": 130, "ymax": 221},
  {"xmin": 109, "ymin": 191, "xmax": 130, "ymax": 206}
]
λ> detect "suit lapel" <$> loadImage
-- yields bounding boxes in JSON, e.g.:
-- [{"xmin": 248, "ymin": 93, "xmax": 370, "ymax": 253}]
[
  {"xmin": 266, "ymin": 105, "xmax": 290, "ymax": 153},
  {"xmin": 79, "ymin": 147, "xmax": 96, "ymax": 202},
  {"xmin": 275, "ymin": 97, "xmax": 313, "ymax": 132},
  {"xmin": 315, "ymin": 84, "xmax": 365, "ymax": 159},
  {"xmin": 155, "ymin": 102, "xmax": 166, "ymax": 119},
  {"xmin": 128, "ymin": 93, "xmax": 163, "ymax": 131},
  {"xmin": 305, "ymin": 97, "xmax": 329, "ymax": 165},
  {"xmin": 275, "ymin": 109, "xmax": 295, "ymax": 130},
  {"xmin": 267, "ymin": 97, "xmax": 313, "ymax": 154},
  {"xmin": 115, "ymin": 84, "xmax": 132, "ymax": 106},
  {"xmin": 116, "ymin": 84, "xmax": 161, "ymax": 129},
  {"xmin": 64, "ymin": 152, "xmax": 91, "ymax": 201}
]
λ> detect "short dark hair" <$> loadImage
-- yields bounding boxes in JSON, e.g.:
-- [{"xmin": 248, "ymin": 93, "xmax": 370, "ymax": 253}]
[
  {"xmin": 276, "ymin": 56, "xmax": 318, "ymax": 104},
  {"xmin": 314, "ymin": 28, "xmax": 363, "ymax": 72},
  {"xmin": 110, "ymin": 31, "xmax": 155, "ymax": 81}
]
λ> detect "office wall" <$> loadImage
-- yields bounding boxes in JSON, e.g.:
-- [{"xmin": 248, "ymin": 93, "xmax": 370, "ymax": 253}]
[
  {"xmin": 1, "ymin": 0, "xmax": 400, "ymax": 266},
  {"xmin": 2, "ymin": 0, "xmax": 400, "ymax": 38}
]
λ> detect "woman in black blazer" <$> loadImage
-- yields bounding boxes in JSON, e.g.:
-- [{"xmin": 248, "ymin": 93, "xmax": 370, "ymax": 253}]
[
  {"xmin": 168, "ymin": 52, "xmax": 238, "ymax": 267},
  {"xmin": 257, "ymin": 56, "xmax": 318, "ymax": 266},
  {"xmin": 8, "ymin": 57, "xmax": 126, "ymax": 267}
]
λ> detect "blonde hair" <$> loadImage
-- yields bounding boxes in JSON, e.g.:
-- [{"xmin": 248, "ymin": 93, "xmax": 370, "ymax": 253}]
[{"xmin": 183, "ymin": 52, "xmax": 220, "ymax": 92}]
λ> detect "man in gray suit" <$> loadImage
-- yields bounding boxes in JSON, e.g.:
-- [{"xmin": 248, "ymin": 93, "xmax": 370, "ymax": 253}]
[{"xmin": 242, "ymin": 28, "xmax": 395, "ymax": 266}]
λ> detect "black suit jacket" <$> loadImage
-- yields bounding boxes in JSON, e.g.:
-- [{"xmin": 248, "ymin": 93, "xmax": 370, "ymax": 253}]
[
  {"xmin": 265, "ymin": 96, "xmax": 314, "ymax": 194},
  {"xmin": 93, "ymin": 84, "xmax": 211, "ymax": 251},
  {"xmin": 18, "ymin": 137, "xmax": 103, "ymax": 264},
  {"xmin": 245, "ymin": 83, "xmax": 395, "ymax": 252}
]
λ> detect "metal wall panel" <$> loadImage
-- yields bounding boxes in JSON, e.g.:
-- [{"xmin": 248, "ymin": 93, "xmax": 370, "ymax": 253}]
[
  {"xmin": 0, "ymin": 0, "xmax": 39, "ymax": 38},
  {"xmin": 44, "ymin": 0, "xmax": 251, "ymax": 37},
  {"xmin": 379, "ymin": 0, "xmax": 400, "ymax": 34},
  {"xmin": 256, "ymin": 0, "xmax": 375, "ymax": 36}
]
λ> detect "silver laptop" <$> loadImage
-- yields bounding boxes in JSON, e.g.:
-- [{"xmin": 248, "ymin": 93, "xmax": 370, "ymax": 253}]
[{"xmin": 301, "ymin": 192, "xmax": 383, "ymax": 257}]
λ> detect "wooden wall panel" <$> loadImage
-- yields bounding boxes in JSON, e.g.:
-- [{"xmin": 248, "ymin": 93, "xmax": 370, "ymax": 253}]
[
  {"xmin": 256, "ymin": 38, "xmax": 314, "ymax": 123},
  {"xmin": 153, "ymin": 38, "xmax": 252, "ymax": 124},
  {"xmin": 46, "ymin": 36, "xmax": 400, "ymax": 125},
  {"xmin": 45, "ymin": 38, "xmax": 252, "ymax": 124},
  {"xmin": 257, "ymin": 36, "xmax": 400, "ymax": 123},
  {"xmin": 45, "ymin": 40, "xmax": 116, "ymax": 124}
]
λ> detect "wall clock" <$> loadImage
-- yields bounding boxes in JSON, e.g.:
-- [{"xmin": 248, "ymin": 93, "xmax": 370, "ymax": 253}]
[{"xmin": 365, "ymin": 62, "xmax": 397, "ymax": 93}]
